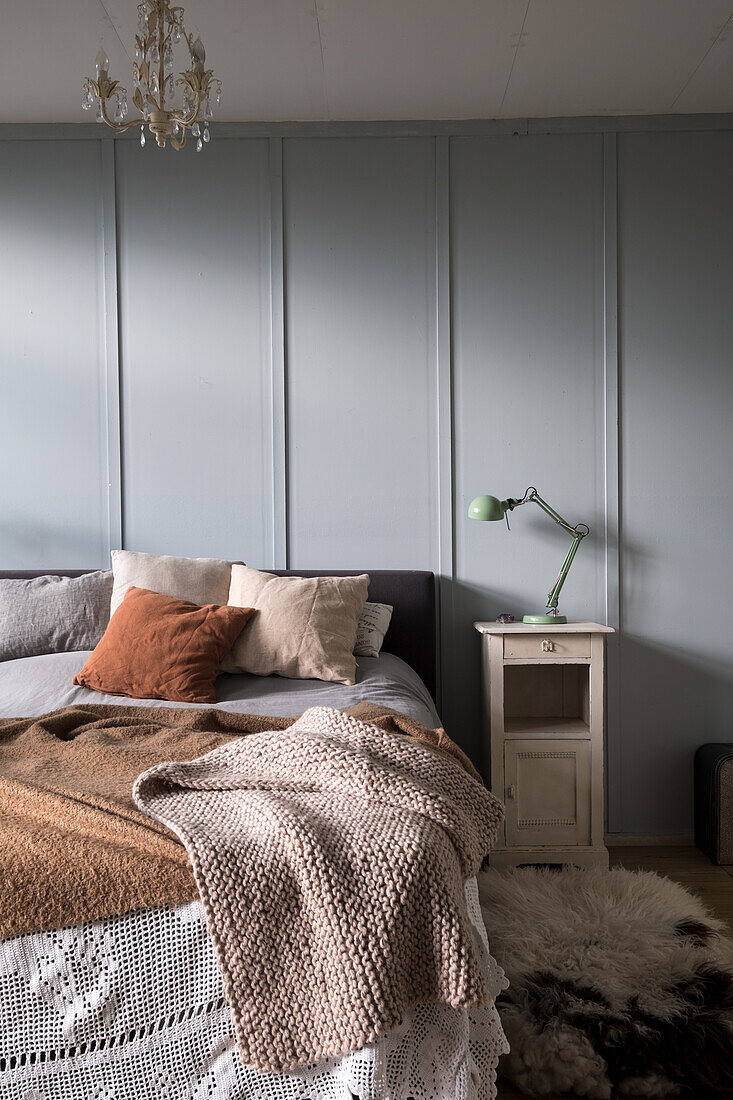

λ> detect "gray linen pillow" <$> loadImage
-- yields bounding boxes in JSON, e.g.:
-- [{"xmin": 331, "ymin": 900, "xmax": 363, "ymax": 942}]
[{"xmin": 0, "ymin": 571, "xmax": 114, "ymax": 661}]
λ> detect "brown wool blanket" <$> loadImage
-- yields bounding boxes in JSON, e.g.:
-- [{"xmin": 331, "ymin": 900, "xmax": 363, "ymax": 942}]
[
  {"xmin": 133, "ymin": 705, "xmax": 504, "ymax": 1073},
  {"xmin": 0, "ymin": 701, "xmax": 483, "ymax": 941}
]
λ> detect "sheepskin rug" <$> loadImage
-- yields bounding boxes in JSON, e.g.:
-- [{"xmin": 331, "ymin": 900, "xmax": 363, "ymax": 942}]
[{"xmin": 478, "ymin": 867, "xmax": 733, "ymax": 1099}]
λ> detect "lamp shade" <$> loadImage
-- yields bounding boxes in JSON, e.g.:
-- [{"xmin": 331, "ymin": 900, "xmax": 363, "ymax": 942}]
[{"xmin": 468, "ymin": 494, "xmax": 508, "ymax": 521}]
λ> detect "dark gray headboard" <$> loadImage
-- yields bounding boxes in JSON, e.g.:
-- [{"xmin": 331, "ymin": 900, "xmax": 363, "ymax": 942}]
[{"xmin": 0, "ymin": 568, "xmax": 437, "ymax": 702}]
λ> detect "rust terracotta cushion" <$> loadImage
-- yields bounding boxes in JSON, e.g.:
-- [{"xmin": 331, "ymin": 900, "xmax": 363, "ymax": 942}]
[{"xmin": 73, "ymin": 587, "xmax": 254, "ymax": 704}]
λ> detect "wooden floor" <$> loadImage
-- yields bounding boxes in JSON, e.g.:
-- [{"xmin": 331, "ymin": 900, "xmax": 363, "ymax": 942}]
[{"xmin": 496, "ymin": 845, "xmax": 733, "ymax": 1100}]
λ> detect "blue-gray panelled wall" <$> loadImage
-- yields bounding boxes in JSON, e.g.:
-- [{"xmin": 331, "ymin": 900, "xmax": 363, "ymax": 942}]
[{"xmin": 2, "ymin": 118, "xmax": 732, "ymax": 838}]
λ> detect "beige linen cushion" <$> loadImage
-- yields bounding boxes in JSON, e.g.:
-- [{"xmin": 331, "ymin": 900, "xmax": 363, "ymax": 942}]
[
  {"xmin": 224, "ymin": 566, "xmax": 369, "ymax": 684},
  {"xmin": 110, "ymin": 550, "xmax": 233, "ymax": 616}
]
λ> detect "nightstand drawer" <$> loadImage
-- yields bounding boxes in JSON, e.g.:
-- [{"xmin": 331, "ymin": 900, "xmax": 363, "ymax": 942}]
[{"xmin": 503, "ymin": 633, "xmax": 591, "ymax": 660}]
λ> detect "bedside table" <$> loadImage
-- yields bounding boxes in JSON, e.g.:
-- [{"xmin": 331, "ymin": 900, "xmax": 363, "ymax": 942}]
[{"xmin": 475, "ymin": 620, "xmax": 614, "ymax": 868}]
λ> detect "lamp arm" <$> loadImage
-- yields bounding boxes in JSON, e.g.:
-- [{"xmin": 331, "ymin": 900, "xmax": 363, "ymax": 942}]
[
  {"xmin": 511, "ymin": 489, "xmax": 589, "ymax": 614},
  {"xmin": 525, "ymin": 490, "xmax": 580, "ymax": 539},
  {"xmin": 545, "ymin": 532, "xmax": 583, "ymax": 611}
]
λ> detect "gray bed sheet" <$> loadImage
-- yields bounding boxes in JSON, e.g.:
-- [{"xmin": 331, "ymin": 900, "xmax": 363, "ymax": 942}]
[{"xmin": 0, "ymin": 650, "xmax": 440, "ymax": 728}]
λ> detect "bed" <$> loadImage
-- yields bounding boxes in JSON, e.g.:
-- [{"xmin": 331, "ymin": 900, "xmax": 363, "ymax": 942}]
[{"xmin": 0, "ymin": 568, "xmax": 508, "ymax": 1100}]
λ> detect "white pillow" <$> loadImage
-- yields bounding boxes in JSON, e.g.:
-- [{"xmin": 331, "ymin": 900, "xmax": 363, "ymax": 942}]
[
  {"xmin": 110, "ymin": 550, "xmax": 233, "ymax": 615},
  {"xmin": 354, "ymin": 601, "xmax": 393, "ymax": 658}
]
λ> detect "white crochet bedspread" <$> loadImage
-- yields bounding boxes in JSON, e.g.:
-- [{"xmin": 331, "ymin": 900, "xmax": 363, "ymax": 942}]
[{"xmin": 0, "ymin": 878, "xmax": 508, "ymax": 1100}]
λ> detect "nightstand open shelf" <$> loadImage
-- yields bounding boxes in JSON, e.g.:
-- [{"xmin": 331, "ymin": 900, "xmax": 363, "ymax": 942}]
[{"xmin": 475, "ymin": 621, "xmax": 613, "ymax": 869}]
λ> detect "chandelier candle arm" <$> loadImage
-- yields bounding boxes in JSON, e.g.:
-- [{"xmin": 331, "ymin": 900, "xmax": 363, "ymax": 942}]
[{"xmin": 82, "ymin": 0, "xmax": 222, "ymax": 151}]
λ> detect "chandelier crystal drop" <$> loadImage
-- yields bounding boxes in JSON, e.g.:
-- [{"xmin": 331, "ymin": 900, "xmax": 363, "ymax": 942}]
[{"xmin": 82, "ymin": 0, "xmax": 222, "ymax": 151}]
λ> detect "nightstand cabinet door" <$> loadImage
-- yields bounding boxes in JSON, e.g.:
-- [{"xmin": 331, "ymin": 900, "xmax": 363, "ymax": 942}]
[{"xmin": 504, "ymin": 738, "xmax": 592, "ymax": 848}]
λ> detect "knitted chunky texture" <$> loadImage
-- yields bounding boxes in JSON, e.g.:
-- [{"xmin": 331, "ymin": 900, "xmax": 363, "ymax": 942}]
[
  {"xmin": 134, "ymin": 705, "xmax": 504, "ymax": 1074},
  {"xmin": 0, "ymin": 701, "xmax": 476, "ymax": 940}
]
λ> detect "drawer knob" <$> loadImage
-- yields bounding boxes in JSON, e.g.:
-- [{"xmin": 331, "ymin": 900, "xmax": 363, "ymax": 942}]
[
  {"xmin": 541, "ymin": 639, "xmax": 554, "ymax": 652},
  {"xmin": 506, "ymin": 784, "xmax": 517, "ymax": 800}
]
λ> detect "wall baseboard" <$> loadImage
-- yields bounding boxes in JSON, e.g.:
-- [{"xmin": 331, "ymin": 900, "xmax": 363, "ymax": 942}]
[{"xmin": 605, "ymin": 834, "xmax": 694, "ymax": 846}]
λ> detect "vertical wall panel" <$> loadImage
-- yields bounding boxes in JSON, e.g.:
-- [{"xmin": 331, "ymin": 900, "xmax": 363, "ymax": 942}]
[
  {"xmin": 117, "ymin": 139, "xmax": 272, "ymax": 563},
  {"xmin": 283, "ymin": 137, "xmax": 438, "ymax": 569},
  {"xmin": 449, "ymin": 135, "xmax": 606, "ymax": 765},
  {"xmin": 0, "ymin": 141, "xmax": 108, "ymax": 568},
  {"xmin": 618, "ymin": 132, "xmax": 733, "ymax": 835}
]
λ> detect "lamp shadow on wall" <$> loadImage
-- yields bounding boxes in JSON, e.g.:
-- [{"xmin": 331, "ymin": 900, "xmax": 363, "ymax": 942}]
[
  {"xmin": 440, "ymin": 578, "xmax": 520, "ymax": 771},
  {"xmin": 609, "ymin": 635, "xmax": 733, "ymax": 836}
]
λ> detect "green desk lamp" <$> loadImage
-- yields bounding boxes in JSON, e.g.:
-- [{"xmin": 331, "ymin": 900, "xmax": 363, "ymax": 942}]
[{"xmin": 468, "ymin": 487, "xmax": 590, "ymax": 625}]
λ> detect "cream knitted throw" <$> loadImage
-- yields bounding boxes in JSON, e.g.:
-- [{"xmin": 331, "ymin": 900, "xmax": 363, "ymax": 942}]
[{"xmin": 134, "ymin": 705, "xmax": 503, "ymax": 1074}]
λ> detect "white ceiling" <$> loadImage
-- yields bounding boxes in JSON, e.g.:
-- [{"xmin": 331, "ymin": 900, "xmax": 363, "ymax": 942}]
[{"xmin": 2, "ymin": 0, "xmax": 733, "ymax": 123}]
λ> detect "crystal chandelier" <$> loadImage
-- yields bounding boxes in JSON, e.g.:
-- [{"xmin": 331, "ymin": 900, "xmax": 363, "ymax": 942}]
[{"xmin": 82, "ymin": 0, "xmax": 222, "ymax": 151}]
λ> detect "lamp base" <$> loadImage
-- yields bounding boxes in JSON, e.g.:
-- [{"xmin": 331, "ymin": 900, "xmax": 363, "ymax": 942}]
[{"xmin": 523, "ymin": 613, "xmax": 568, "ymax": 625}]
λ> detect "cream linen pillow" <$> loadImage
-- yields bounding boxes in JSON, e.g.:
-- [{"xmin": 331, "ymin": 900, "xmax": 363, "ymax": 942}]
[
  {"xmin": 224, "ymin": 566, "xmax": 369, "ymax": 685},
  {"xmin": 111, "ymin": 550, "xmax": 233, "ymax": 616}
]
